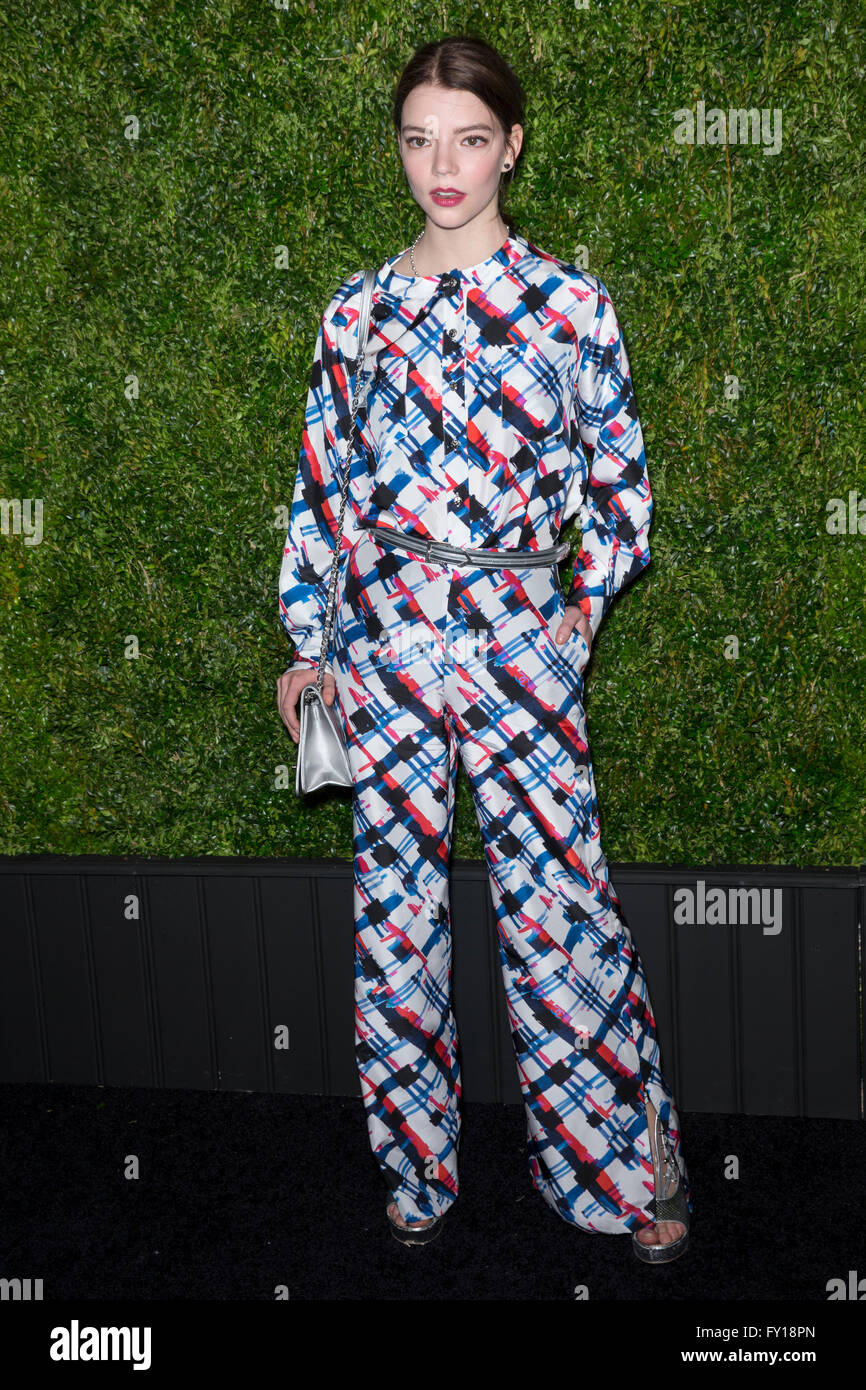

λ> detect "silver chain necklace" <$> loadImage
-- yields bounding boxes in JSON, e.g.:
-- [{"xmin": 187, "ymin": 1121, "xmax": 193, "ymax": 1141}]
[
  {"xmin": 408, "ymin": 221, "xmax": 510, "ymax": 278},
  {"xmin": 408, "ymin": 227, "xmax": 425, "ymax": 278}
]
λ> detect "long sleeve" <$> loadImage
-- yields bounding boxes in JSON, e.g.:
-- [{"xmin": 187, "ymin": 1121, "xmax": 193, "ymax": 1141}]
[
  {"xmin": 563, "ymin": 281, "xmax": 652, "ymax": 640},
  {"xmin": 278, "ymin": 302, "xmax": 357, "ymax": 672}
]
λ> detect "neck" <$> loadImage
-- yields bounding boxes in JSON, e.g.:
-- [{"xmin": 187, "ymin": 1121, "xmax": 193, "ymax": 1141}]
[{"xmin": 413, "ymin": 214, "xmax": 510, "ymax": 275}]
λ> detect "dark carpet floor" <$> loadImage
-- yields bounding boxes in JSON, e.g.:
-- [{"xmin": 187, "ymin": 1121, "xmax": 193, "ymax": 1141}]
[{"xmin": 1, "ymin": 1082, "xmax": 863, "ymax": 1304}]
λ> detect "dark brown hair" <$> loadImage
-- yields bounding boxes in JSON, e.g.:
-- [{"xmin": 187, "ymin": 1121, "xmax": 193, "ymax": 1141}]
[{"xmin": 392, "ymin": 34, "xmax": 526, "ymax": 236}]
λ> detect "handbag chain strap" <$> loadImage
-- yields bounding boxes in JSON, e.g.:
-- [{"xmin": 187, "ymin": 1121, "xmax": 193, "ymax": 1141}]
[{"xmin": 311, "ymin": 267, "xmax": 377, "ymax": 693}]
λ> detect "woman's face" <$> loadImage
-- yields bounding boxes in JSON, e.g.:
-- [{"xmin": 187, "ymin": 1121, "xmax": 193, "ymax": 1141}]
[{"xmin": 398, "ymin": 82, "xmax": 521, "ymax": 230}]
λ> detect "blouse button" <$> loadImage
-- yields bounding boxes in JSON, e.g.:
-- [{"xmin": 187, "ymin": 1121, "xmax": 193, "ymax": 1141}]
[{"xmin": 445, "ymin": 327, "xmax": 458, "ymax": 340}]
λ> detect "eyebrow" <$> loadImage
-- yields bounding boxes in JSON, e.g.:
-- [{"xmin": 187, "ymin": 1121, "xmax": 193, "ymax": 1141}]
[{"xmin": 401, "ymin": 123, "xmax": 494, "ymax": 135}]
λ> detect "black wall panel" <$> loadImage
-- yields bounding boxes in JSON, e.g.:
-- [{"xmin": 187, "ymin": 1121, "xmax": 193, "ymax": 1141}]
[{"xmin": 1, "ymin": 857, "xmax": 862, "ymax": 1120}]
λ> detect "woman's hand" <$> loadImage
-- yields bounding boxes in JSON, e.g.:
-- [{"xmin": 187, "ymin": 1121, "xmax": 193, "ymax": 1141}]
[
  {"xmin": 277, "ymin": 665, "xmax": 337, "ymax": 743},
  {"xmin": 554, "ymin": 605, "xmax": 593, "ymax": 650}
]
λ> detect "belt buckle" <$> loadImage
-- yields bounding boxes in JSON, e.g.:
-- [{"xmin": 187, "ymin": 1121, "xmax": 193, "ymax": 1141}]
[{"xmin": 425, "ymin": 536, "xmax": 434, "ymax": 563}]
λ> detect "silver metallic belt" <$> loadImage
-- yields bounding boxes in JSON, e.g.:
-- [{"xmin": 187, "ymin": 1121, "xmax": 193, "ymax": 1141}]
[{"xmin": 361, "ymin": 521, "xmax": 570, "ymax": 569}]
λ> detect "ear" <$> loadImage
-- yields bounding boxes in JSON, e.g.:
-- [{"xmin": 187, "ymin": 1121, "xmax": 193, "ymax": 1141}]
[{"xmin": 506, "ymin": 123, "xmax": 524, "ymax": 164}]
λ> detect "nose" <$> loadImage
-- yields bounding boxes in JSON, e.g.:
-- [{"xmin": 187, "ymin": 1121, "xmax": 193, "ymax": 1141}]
[{"xmin": 431, "ymin": 139, "xmax": 458, "ymax": 179}]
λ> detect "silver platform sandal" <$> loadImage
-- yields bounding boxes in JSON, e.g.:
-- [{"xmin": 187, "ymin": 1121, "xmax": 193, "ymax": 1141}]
[
  {"xmin": 386, "ymin": 1201, "xmax": 444, "ymax": 1247},
  {"xmin": 632, "ymin": 1107, "xmax": 690, "ymax": 1264}
]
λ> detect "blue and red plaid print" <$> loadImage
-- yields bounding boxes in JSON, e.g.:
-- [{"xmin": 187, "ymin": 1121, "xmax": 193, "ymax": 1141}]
[{"xmin": 278, "ymin": 233, "xmax": 689, "ymax": 1232}]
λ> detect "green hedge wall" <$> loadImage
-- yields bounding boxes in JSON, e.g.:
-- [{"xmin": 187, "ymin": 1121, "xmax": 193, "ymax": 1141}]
[{"xmin": 1, "ymin": 0, "xmax": 863, "ymax": 865}]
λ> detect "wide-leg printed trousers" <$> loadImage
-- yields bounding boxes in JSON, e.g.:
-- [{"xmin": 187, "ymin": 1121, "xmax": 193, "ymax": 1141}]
[{"xmin": 330, "ymin": 529, "xmax": 692, "ymax": 1234}]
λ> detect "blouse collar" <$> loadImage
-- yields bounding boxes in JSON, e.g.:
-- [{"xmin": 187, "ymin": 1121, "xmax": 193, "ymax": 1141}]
[{"xmin": 374, "ymin": 231, "xmax": 531, "ymax": 302}]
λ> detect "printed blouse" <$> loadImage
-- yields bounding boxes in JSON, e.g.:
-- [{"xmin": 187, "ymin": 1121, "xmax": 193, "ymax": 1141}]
[{"xmin": 279, "ymin": 230, "xmax": 652, "ymax": 671}]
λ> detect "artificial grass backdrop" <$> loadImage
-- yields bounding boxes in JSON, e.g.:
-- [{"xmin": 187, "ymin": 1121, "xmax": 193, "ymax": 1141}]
[{"xmin": 0, "ymin": 0, "xmax": 863, "ymax": 865}]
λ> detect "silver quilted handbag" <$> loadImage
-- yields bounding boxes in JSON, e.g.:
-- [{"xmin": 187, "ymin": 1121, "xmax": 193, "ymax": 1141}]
[{"xmin": 295, "ymin": 266, "xmax": 377, "ymax": 794}]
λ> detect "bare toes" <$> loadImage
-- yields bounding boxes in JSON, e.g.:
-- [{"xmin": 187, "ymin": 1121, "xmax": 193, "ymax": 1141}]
[
  {"xmin": 658, "ymin": 1221, "xmax": 685, "ymax": 1244},
  {"xmin": 388, "ymin": 1201, "xmax": 434, "ymax": 1230},
  {"xmin": 636, "ymin": 1226, "xmax": 660, "ymax": 1245}
]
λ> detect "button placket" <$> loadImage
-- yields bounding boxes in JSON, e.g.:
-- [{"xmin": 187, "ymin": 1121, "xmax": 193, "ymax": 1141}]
[{"xmin": 440, "ymin": 291, "xmax": 468, "ymax": 543}]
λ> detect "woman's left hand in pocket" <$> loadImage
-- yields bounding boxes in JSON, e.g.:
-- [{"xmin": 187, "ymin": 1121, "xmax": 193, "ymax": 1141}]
[{"xmin": 554, "ymin": 605, "xmax": 592, "ymax": 649}]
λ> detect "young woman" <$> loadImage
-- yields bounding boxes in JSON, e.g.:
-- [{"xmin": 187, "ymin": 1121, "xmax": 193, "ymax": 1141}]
[{"xmin": 277, "ymin": 34, "xmax": 692, "ymax": 1263}]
